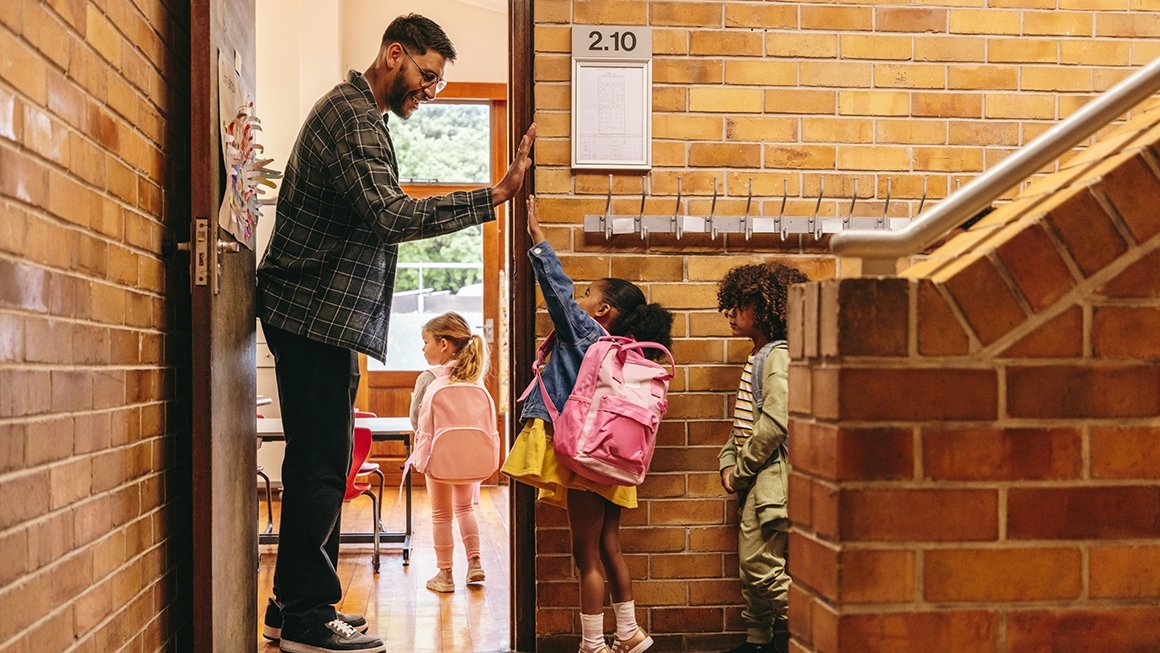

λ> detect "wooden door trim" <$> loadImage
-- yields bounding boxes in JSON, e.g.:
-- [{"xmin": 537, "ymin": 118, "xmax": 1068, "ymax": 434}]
[{"xmin": 508, "ymin": 0, "xmax": 536, "ymax": 650}]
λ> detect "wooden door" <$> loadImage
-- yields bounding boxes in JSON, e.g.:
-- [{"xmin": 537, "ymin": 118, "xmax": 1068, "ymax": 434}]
[{"xmin": 189, "ymin": 0, "xmax": 258, "ymax": 650}]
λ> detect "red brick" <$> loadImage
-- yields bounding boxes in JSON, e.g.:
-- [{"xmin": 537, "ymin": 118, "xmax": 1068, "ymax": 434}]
[
  {"xmin": 838, "ymin": 549, "xmax": 915, "ymax": 604},
  {"xmin": 1008, "ymin": 487, "xmax": 1160, "ymax": 539},
  {"xmin": 916, "ymin": 280, "xmax": 971, "ymax": 356},
  {"xmin": 1007, "ymin": 608, "xmax": 1160, "ymax": 653},
  {"xmin": 924, "ymin": 548, "xmax": 1082, "ymax": 602},
  {"xmin": 1098, "ymin": 247, "xmax": 1160, "ymax": 298},
  {"xmin": 1000, "ymin": 306, "xmax": 1084, "ymax": 358},
  {"xmin": 841, "ymin": 489, "xmax": 999, "ymax": 542},
  {"xmin": 1007, "ymin": 364, "xmax": 1160, "ymax": 418},
  {"xmin": 1093, "ymin": 306, "xmax": 1160, "ymax": 358},
  {"xmin": 791, "ymin": 422, "xmax": 914, "ymax": 481},
  {"xmin": 834, "ymin": 367, "xmax": 998, "ymax": 421},
  {"xmin": 789, "ymin": 531, "xmax": 839, "ymax": 601},
  {"xmin": 993, "ymin": 222, "xmax": 1077, "ymax": 312},
  {"xmin": 651, "ymin": 607, "xmax": 725, "ymax": 633},
  {"xmin": 788, "ymin": 363, "xmax": 812, "ymax": 416},
  {"xmin": 941, "ymin": 255, "xmax": 1028, "ymax": 345},
  {"xmin": 650, "ymin": 499, "xmax": 724, "ymax": 525},
  {"xmin": 834, "ymin": 278, "xmax": 910, "ymax": 357},
  {"xmin": 838, "ymin": 611, "xmax": 999, "ymax": 653},
  {"xmin": 812, "ymin": 480, "xmax": 840, "ymax": 540},
  {"xmin": 1043, "ymin": 187, "xmax": 1128, "ymax": 277},
  {"xmin": 1097, "ymin": 153, "xmax": 1160, "ymax": 242},
  {"xmin": 1091, "ymin": 426, "xmax": 1160, "ymax": 479},
  {"xmin": 787, "ymin": 472, "xmax": 813, "ymax": 530},
  {"xmin": 1090, "ymin": 544, "xmax": 1160, "ymax": 599},
  {"xmin": 923, "ymin": 427, "xmax": 1082, "ymax": 481},
  {"xmin": 650, "ymin": 553, "xmax": 724, "ymax": 579}
]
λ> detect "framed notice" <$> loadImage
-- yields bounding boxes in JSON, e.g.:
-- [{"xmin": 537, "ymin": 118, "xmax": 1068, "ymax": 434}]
[{"xmin": 571, "ymin": 25, "xmax": 652, "ymax": 170}]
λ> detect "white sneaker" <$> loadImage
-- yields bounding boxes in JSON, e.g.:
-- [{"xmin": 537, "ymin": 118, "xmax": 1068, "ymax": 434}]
[
  {"xmin": 466, "ymin": 557, "xmax": 486, "ymax": 584},
  {"xmin": 426, "ymin": 569, "xmax": 455, "ymax": 593}
]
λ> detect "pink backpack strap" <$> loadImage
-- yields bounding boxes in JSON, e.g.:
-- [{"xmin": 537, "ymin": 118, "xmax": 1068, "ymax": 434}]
[
  {"xmin": 613, "ymin": 341, "xmax": 676, "ymax": 378},
  {"xmin": 517, "ymin": 331, "xmax": 558, "ymax": 417}
]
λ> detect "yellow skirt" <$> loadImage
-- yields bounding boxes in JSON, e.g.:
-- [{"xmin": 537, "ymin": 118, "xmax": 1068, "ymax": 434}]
[{"xmin": 501, "ymin": 419, "xmax": 637, "ymax": 510}]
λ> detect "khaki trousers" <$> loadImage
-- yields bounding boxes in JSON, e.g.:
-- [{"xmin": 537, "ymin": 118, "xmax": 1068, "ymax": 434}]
[{"xmin": 738, "ymin": 487, "xmax": 790, "ymax": 643}]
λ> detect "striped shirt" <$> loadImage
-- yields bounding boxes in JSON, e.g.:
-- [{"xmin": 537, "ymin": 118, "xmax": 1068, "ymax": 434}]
[
  {"xmin": 257, "ymin": 70, "xmax": 495, "ymax": 360},
  {"xmin": 731, "ymin": 355, "xmax": 757, "ymax": 448}
]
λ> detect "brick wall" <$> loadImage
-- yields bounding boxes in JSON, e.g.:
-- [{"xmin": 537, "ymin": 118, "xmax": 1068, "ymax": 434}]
[
  {"xmin": 0, "ymin": 1, "xmax": 191, "ymax": 650},
  {"xmin": 787, "ymin": 100, "xmax": 1160, "ymax": 652},
  {"xmin": 532, "ymin": 1, "xmax": 1160, "ymax": 651}
]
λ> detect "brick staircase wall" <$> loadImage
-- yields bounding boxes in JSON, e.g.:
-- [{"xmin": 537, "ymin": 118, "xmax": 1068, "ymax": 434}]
[
  {"xmin": 787, "ymin": 99, "xmax": 1160, "ymax": 652},
  {"xmin": 532, "ymin": 1, "xmax": 1160, "ymax": 651},
  {"xmin": 0, "ymin": 1, "xmax": 191, "ymax": 649}
]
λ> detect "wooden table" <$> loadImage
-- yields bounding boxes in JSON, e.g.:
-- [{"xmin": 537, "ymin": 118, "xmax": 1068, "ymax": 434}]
[{"xmin": 256, "ymin": 417, "xmax": 413, "ymax": 564}]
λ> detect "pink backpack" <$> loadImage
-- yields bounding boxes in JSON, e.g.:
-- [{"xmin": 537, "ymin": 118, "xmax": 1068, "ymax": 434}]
[
  {"xmin": 524, "ymin": 333, "xmax": 675, "ymax": 486},
  {"xmin": 409, "ymin": 370, "xmax": 500, "ymax": 484}
]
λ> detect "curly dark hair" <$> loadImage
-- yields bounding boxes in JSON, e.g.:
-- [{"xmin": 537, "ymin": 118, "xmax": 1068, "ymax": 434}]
[
  {"xmin": 716, "ymin": 262, "xmax": 809, "ymax": 341},
  {"xmin": 599, "ymin": 278, "xmax": 673, "ymax": 361}
]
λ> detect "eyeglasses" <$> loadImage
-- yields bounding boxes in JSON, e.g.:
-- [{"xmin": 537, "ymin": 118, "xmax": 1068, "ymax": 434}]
[{"xmin": 402, "ymin": 49, "xmax": 447, "ymax": 95}]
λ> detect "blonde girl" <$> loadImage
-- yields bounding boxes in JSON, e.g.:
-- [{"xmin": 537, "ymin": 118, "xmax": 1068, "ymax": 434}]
[{"xmin": 409, "ymin": 311, "xmax": 489, "ymax": 592}]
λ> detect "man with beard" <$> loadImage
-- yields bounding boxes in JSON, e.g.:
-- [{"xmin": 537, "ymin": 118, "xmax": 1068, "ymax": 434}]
[{"xmin": 256, "ymin": 13, "xmax": 535, "ymax": 653}]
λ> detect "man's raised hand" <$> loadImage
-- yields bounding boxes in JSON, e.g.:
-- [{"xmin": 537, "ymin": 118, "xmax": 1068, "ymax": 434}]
[{"xmin": 492, "ymin": 123, "xmax": 537, "ymax": 206}]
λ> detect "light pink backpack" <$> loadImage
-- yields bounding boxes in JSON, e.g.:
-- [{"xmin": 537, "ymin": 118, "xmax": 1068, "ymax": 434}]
[
  {"xmin": 409, "ymin": 370, "xmax": 500, "ymax": 484},
  {"xmin": 525, "ymin": 334, "xmax": 675, "ymax": 486}
]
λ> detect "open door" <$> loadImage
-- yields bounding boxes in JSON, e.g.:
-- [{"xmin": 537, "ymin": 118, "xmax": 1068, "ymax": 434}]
[{"xmin": 189, "ymin": 0, "xmax": 258, "ymax": 649}]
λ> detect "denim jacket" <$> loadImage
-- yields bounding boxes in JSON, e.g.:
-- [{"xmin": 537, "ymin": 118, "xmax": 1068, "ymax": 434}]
[{"xmin": 519, "ymin": 241, "xmax": 603, "ymax": 422}]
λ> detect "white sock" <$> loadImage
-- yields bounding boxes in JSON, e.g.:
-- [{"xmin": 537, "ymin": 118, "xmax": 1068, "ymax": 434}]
[
  {"xmin": 612, "ymin": 600, "xmax": 638, "ymax": 641},
  {"xmin": 580, "ymin": 612, "xmax": 605, "ymax": 652}
]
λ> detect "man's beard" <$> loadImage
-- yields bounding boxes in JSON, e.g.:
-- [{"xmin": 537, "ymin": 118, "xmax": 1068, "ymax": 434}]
[{"xmin": 388, "ymin": 74, "xmax": 423, "ymax": 119}]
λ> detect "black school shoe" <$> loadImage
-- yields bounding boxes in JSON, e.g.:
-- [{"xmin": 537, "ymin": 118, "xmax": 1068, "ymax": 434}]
[
  {"xmin": 263, "ymin": 598, "xmax": 369, "ymax": 641},
  {"xmin": 279, "ymin": 619, "xmax": 386, "ymax": 653}
]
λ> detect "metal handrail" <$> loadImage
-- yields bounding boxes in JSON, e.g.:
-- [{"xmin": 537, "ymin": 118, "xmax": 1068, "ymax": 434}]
[{"xmin": 831, "ymin": 56, "xmax": 1160, "ymax": 276}]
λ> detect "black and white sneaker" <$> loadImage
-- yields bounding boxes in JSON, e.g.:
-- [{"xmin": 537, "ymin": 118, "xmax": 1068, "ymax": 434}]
[
  {"xmin": 279, "ymin": 619, "xmax": 386, "ymax": 653},
  {"xmin": 263, "ymin": 598, "xmax": 369, "ymax": 641}
]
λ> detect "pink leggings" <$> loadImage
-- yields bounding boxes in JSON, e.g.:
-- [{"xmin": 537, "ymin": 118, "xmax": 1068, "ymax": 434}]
[{"xmin": 427, "ymin": 480, "xmax": 480, "ymax": 570}]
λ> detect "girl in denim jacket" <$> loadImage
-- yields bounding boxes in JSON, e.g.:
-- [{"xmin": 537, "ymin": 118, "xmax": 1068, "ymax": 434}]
[{"xmin": 503, "ymin": 196, "xmax": 672, "ymax": 653}]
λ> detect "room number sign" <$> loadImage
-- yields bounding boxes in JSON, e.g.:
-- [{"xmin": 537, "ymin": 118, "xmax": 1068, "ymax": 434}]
[{"xmin": 571, "ymin": 25, "xmax": 653, "ymax": 170}]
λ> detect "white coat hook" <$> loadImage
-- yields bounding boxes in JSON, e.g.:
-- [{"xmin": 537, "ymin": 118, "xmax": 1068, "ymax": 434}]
[
  {"xmin": 810, "ymin": 177, "xmax": 824, "ymax": 240},
  {"xmin": 671, "ymin": 177, "xmax": 684, "ymax": 241},
  {"xmin": 878, "ymin": 178, "xmax": 892, "ymax": 230},
  {"xmin": 637, "ymin": 175, "xmax": 648, "ymax": 240},
  {"xmin": 708, "ymin": 177, "xmax": 720, "ymax": 240},
  {"xmin": 742, "ymin": 177, "xmax": 754, "ymax": 241},
  {"xmin": 777, "ymin": 179, "xmax": 788, "ymax": 241},
  {"xmin": 844, "ymin": 178, "xmax": 858, "ymax": 228},
  {"xmin": 602, "ymin": 174, "xmax": 613, "ymax": 240},
  {"xmin": 916, "ymin": 176, "xmax": 928, "ymax": 216}
]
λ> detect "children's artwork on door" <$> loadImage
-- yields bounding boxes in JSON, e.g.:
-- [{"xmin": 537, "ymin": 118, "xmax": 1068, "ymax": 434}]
[{"xmin": 217, "ymin": 50, "xmax": 281, "ymax": 250}]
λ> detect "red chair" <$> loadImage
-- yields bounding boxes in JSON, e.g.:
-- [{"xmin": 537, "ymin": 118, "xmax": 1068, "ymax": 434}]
[
  {"xmin": 354, "ymin": 411, "xmax": 385, "ymax": 530},
  {"xmin": 256, "ymin": 414, "xmax": 274, "ymax": 535},
  {"xmin": 345, "ymin": 425, "xmax": 381, "ymax": 572}
]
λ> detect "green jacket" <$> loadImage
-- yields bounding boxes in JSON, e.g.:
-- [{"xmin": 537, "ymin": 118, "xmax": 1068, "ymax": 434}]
[{"xmin": 718, "ymin": 342, "xmax": 790, "ymax": 527}]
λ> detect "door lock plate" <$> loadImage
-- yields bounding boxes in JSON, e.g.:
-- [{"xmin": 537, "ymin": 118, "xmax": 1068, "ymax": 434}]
[{"xmin": 193, "ymin": 218, "xmax": 209, "ymax": 286}]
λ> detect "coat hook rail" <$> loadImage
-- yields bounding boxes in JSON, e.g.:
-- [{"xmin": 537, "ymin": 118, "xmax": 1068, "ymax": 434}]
[{"xmin": 584, "ymin": 174, "xmax": 916, "ymax": 240}]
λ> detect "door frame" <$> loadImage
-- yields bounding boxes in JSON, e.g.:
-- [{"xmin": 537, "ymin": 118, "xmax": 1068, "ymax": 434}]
[{"xmin": 508, "ymin": 1, "xmax": 537, "ymax": 650}]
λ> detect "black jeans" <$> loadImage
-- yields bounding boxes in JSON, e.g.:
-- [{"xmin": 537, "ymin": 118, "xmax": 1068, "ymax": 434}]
[{"xmin": 262, "ymin": 321, "xmax": 359, "ymax": 630}]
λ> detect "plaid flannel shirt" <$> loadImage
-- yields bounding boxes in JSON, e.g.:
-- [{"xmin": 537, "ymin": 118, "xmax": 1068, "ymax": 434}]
[{"xmin": 257, "ymin": 70, "xmax": 495, "ymax": 361}]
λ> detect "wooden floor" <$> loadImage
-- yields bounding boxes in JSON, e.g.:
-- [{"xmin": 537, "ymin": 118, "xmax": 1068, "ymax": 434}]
[{"xmin": 257, "ymin": 484, "xmax": 512, "ymax": 653}]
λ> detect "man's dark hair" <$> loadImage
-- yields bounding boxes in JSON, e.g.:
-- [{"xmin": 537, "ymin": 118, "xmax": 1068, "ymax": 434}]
[
  {"xmin": 717, "ymin": 262, "xmax": 809, "ymax": 341},
  {"xmin": 383, "ymin": 14, "xmax": 456, "ymax": 61}
]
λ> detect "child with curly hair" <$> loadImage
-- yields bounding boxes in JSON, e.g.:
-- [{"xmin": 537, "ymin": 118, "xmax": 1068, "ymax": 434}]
[{"xmin": 716, "ymin": 262, "xmax": 808, "ymax": 653}]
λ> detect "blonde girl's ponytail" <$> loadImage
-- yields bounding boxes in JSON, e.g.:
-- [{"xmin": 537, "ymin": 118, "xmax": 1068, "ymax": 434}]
[
  {"xmin": 423, "ymin": 312, "xmax": 488, "ymax": 383},
  {"xmin": 451, "ymin": 333, "xmax": 488, "ymax": 384}
]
